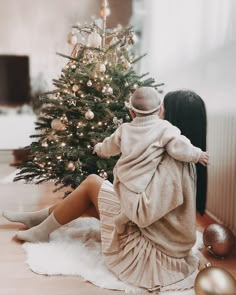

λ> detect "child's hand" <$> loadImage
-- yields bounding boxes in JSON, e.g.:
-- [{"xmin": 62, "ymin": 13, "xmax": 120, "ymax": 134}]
[
  {"xmin": 198, "ymin": 151, "xmax": 209, "ymax": 167},
  {"xmin": 93, "ymin": 143, "xmax": 102, "ymax": 156},
  {"xmin": 93, "ymin": 143, "xmax": 109, "ymax": 158}
]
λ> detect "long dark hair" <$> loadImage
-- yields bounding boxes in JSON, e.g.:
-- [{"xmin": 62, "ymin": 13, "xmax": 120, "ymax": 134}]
[{"xmin": 163, "ymin": 90, "xmax": 207, "ymax": 215}]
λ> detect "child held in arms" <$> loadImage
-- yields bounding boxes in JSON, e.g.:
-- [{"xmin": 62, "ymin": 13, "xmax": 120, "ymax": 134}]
[{"xmin": 93, "ymin": 87, "xmax": 209, "ymax": 233}]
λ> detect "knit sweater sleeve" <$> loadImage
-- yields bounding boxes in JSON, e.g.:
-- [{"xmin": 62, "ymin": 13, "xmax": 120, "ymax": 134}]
[
  {"xmin": 97, "ymin": 126, "xmax": 122, "ymax": 158},
  {"xmin": 162, "ymin": 123, "xmax": 202, "ymax": 163}
]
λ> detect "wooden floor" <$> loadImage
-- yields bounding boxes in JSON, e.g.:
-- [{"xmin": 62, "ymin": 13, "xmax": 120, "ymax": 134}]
[{"xmin": 0, "ymin": 162, "xmax": 235, "ymax": 295}]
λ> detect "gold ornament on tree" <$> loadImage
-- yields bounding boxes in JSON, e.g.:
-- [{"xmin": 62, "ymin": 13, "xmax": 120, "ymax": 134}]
[
  {"xmin": 51, "ymin": 119, "xmax": 66, "ymax": 131},
  {"xmin": 85, "ymin": 109, "xmax": 94, "ymax": 120},
  {"xmin": 65, "ymin": 161, "xmax": 76, "ymax": 172},
  {"xmin": 72, "ymin": 84, "xmax": 79, "ymax": 92},
  {"xmin": 70, "ymin": 43, "xmax": 81, "ymax": 59},
  {"xmin": 203, "ymin": 223, "xmax": 235, "ymax": 258},
  {"xmin": 194, "ymin": 265, "xmax": 236, "ymax": 295},
  {"xmin": 98, "ymin": 63, "xmax": 106, "ymax": 73}
]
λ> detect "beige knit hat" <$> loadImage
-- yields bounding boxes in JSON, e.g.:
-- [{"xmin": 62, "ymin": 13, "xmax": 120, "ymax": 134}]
[{"xmin": 125, "ymin": 87, "xmax": 161, "ymax": 114}]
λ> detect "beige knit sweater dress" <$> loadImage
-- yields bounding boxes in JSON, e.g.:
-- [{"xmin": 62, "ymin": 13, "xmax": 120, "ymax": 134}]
[{"xmin": 97, "ymin": 115, "xmax": 200, "ymax": 291}]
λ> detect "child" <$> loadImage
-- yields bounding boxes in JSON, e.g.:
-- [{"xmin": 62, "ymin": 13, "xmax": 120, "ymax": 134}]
[{"xmin": 93, "ymin": 87, "xmax": 208, "ymax": 233}]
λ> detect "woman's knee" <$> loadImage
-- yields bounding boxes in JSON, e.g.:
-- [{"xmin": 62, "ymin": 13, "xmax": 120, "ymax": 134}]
[
  {"xmin": 85, "ymin": 174, "xmax": 103, "ymax": 186},
  {"xmin": 83, "ymin": 174, "xmax": 103, "ymax": 213},
  {"xmin": 84, "ymin": 174, "xmax": 103, "ymax": 200}
]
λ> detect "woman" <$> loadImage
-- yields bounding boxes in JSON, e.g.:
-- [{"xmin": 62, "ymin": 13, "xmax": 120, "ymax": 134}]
[{"xmin": 3, "ymin": 90, "xmax": 207, "ymax": 292}]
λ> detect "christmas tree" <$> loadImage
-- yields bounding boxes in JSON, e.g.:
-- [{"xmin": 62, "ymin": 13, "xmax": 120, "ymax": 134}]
[{"xmin": 14, "ymin": 1, "xmax": 162, "ymax": 197}]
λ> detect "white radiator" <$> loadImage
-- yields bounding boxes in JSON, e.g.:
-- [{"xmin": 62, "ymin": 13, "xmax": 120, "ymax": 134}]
[{"xmin": 206, "ymin": 109, "xmax": 236, "ymax": 235}]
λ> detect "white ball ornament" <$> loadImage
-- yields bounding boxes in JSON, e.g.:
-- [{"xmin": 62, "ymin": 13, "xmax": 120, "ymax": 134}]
[
  {"xmin": 72, "ymin": 84, "xmax": 79, "ymax": 92},
  {"xmin": 87, "ymin": 31, "xmax": 102, "ymax": 48},
  {"xmin": 51, "ymin": 119, "xmax": 66, "ymax": 131},
  {"xmin": 87, "ymin": 80, "xmax": 92, "ymax": 87},
  {"xmin": 85, "ymin": 109, "xmax": 94, "ymax": 120},
  {"xmin": 99, "ymin": 63, "xmax": 106, "ymax": 73}
]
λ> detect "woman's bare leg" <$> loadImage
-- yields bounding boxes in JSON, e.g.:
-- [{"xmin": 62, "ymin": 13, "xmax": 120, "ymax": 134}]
[
  {"xmin": 15, "ymin": 174, "xmax": 103, "ymax": 242},
  {"xmin": 51, "ymin": 174, "xmax": 103, "ymax": 224}
]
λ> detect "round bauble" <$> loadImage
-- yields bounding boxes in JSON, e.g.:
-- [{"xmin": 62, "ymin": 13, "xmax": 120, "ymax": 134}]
[
  {"xmin": 100, "ymin": 6, "xmax": 111, "ymax": 18},
  {"xmin": 87, "ymin": 31, "xmax": 102, "ymax": 48},
  {"xmin": 66, "ymin": 161, "xmax": 76, "ymax": 172},
  {"xmin": 203, "ymin": 223, "xmax": 235, "ymax": 258},
  {"xmin": 51, "ymin": 119, "xmax": 66, "ymax": 131},
  {"xmin": 194, "ymin": 266, "xmax": 236, "ymax": 295},
  {"xmin": 72, "ymin": 84, "xmax": 79, "ymax": 92},
  {"xmin": 99, "ymin": 171, "xmax": 108, "ymax": 179},
  {"xmin": 87, "ymin": 80, "xmax": 92, "ymax": 87},
  {"xmin": 85, "ymin": 109, "xmax": 94, "ymax": 120},
  {"xmin": 99, "ymin": 63, "xmax": 106, "ymax": 73}
]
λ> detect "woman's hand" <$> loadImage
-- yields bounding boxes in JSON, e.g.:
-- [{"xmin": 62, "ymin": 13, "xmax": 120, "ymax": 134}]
[{"xmin": 198, "ymin": 151, "xmax": 209, "ymax": 167}]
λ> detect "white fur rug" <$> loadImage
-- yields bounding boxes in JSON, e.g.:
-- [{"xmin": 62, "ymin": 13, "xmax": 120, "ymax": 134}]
[{"xmin": 22, "ymin": 217, "xmax": 203, "ymax": 294}]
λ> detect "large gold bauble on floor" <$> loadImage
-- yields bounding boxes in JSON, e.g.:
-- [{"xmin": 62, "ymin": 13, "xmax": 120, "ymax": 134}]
[
  {"xmin": 194, "ymin": 266, "xmax": 236, "ymax": 295},
  {"xmin": 203, "ymin": 223, "xmax": 235, "ymax": 258}
]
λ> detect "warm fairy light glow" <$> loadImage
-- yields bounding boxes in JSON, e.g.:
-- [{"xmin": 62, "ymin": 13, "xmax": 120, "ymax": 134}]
[{"xmin": 14, "ymin": 0, "xmax": 158, "ymax": 196}]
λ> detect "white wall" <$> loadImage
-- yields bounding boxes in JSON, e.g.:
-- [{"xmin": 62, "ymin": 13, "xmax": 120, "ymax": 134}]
[
  {"xmin": 138, "ymin": 0, "xmax": 236, "ymax": 230},
  {"xmin": 139, "ymin": 0, "xmax": 236, "ymax": 111},
  {"xmin": 0, "ymin": 0, "xmax": 100, "ymax": 92}
]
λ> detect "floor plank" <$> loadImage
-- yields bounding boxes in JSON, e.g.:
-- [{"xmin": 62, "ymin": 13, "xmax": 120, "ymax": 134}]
[{"xmin": 0, "ymin": 163, "xmax": 235, "ymax": 295}]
